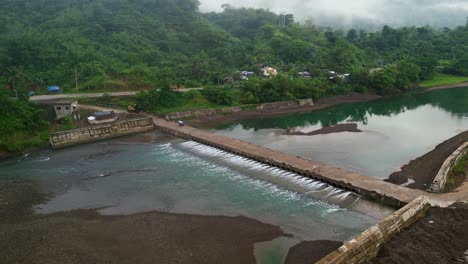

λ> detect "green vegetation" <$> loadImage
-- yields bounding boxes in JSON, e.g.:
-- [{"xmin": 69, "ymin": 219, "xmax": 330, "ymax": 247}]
[
  {"xmin": 420, "ymin": 73, "xmax": 468, "ymax": 88},
  {"xmin": 56, "ymin": 116, "xmax": 78, "ymax": 131},
  {"xmin": 0, "ymin": 90, "xmax": 49, "ymax": 152},
  {"xmin": 1, "ymin": 0, "xmax": 468, "ymax": 150},
  {"xmin": 446, "ymin": 153, "xmax": 468, "ymax": 190},
  {"xmin": 1, "ymin": 0, "xmax": 468, "ymax": 97},
  {"xmin": 452, "ymin": 154, "xmax": 468, "ymax": 175}
]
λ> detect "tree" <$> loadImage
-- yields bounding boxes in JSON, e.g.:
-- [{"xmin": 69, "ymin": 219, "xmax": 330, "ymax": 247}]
[{"xmin": 346, "ymin": 29, "xmax": 358, "ymax": 43}]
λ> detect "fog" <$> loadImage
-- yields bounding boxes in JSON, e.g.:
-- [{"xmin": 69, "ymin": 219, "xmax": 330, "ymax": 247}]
[{"xmin": 199, "ymin": 0, "xmax": 468, "ymax": 29}]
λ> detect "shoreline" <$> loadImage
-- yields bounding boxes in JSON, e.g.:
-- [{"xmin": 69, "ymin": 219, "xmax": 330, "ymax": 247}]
[
  {"xmin": 385, "ymin": 130, "xmax": 468, "ymax": 191},
  {"xmin": 0, "ymin": 178, "xmax": 341, "ymax": 264},
  {"xmin": 188, "ymin": 92, "xmax": 381, "ymax": 127},
  {"xmin": 424, "ymin": 81, "xmax": 468, "ymax": 92}
]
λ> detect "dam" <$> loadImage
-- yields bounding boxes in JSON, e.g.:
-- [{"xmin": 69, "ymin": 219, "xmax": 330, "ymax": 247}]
[{"xmin": 153, "ymin": 117, "xmax": 426, "ymax": 207}]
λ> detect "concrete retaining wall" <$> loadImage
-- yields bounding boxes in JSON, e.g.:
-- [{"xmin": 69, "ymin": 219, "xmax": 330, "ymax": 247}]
[
  {"xmin": 165, "ymin": 107, "xmax": 242, "ymax": 120},
  {"xmin": 164, "ymin": 99, "xmax": 314, "ymax": 121},
  {"xmin": 317, "ymin": 195, "xmax": 431, "ymax": 264},
  {"xmin": 428, "ymin": 142, "xmax": 468, "ymax": 193},
  {"xmin": 152, "ymin": 118, "xmax": 425, "ymax": 208},
  {"xmin": 50, "ymin": 117, "xmax": 154, "ymax": 148}
]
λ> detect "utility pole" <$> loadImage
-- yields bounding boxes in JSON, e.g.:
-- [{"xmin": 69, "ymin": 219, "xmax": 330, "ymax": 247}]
[{"xmin": 74, "ymin": 66, "xmax": 78, "ymax": 93}]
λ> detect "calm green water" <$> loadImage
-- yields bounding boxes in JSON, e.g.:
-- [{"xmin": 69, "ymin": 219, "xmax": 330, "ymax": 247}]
[{"xmin": 212, "ymin": 88, "xmax": 468, "ymax": 178}]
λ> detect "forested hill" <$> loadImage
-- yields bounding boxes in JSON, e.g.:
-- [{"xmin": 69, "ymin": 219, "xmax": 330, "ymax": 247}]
[{"xmin": 1, "ymin": 0, "xmax": 468, "ymax": 92}]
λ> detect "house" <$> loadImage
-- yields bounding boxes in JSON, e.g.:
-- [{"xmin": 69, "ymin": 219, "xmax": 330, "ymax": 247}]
[
  {"xmin": 298, "ymin": 71, "xmax": 313, "ymax": 78},
  {"xmin": 240, "ymin": 71, "xmax": 255, "ymax": 80},
  {"xmin": 54, "ymin": 100, "xmax": 78, "ymax": 120},
  {"xmin": 260, "ymin": 66, "xmax": 278, "ymax": 78},
  {"xmin": 329, "ymin": 73, "xmax": 350, "ymax": 81}
]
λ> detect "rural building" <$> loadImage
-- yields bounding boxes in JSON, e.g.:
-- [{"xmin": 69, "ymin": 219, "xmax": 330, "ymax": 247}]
[
  {"xmin": 240, "ymin": 71, "xmax": 255, "ymax": 80},
  {"xmin": 298, "ymin": 71, "xmax": 313, "ymax": 78},
  {"xmin": 54, "ymin": 100, "xmax": 78, "ymax": 120},
  {"xmin": 261, "ymin": 66, "xmax": 278, "ymax": 78}
]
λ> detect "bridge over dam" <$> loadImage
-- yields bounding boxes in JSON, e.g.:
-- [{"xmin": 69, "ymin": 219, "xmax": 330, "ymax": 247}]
[{"xmin": 152, "ymin": 117, "xmax": 430, "ymax": 208}]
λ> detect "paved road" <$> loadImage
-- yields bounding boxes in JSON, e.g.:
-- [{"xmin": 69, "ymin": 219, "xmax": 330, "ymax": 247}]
[
  {"xmin": 30, "ymin": 91, "xmax": 138, "ymax": 101},
  {"xmin": 30, "ymin": 88, "xmax": 204, "ymax": 101}
]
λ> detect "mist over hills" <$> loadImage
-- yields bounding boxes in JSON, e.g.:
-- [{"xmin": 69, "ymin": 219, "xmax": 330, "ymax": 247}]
[{"xmin": 200, "ymin": 0, "xmax": 468, "ymax": 29}]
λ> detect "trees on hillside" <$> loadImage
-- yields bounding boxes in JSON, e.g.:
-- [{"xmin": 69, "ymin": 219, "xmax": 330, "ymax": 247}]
[{"xmin": 0, "ymin": 0, "xmax": 467, "ymax": 93}]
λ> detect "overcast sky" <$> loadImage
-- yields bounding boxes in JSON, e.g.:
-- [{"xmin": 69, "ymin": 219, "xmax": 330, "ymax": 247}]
[{"xmin": 199, "ymin": 0, "xmax": 468, "ymax": 28}]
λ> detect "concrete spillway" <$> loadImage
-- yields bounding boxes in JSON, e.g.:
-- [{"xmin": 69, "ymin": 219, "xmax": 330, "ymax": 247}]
[{"xmin": 152, "ymin": 118, "xmax": 427, "ymax": 208}]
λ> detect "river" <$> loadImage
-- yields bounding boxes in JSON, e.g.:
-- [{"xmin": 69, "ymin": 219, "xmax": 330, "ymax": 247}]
[
  {"xmin": 0, "ymin": 132, "xmax": 393, "ymax": 263},
  {"xmin": 4, "ymin": 88, "xmax": 463, "ymax": 264},
  {"xmin": 212, "ymin": 87, "xmax": 468, "ymax": 178}
]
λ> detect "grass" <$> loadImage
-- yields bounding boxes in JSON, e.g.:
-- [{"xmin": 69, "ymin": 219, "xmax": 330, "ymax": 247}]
[
  {"xmin": 420, "ymin": 73, "xmax": 468, "ymax": 88},
  {"xmin": 0, "ymin": 130, "xmax": 50, "ymax": 152},
  {"xmin": 77, "ymin": 91, "xmax": 230, "ymax": 115},
  {"xmin": 78, "ymin": 95, "xmax": 139, "ymax": 110},
  {"xmin": 452, "ymin": 153, "xmax": 468, "ymax": 175}
]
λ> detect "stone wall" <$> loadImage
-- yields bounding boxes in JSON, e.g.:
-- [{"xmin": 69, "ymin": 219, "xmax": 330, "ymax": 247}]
[
  {"xmin": 50, "ymin": 117, "xmax": 154, "ymax": 148},
  {"xmin": 254, "ymin": 99, "xmax": 314, "ymax": 110},
  {"xmin": 316, "ymin": 195, "xmax": 431, "ymax": 264},
  {"xmin": 164, "ymin": 98, "xmax": 314, "ymax": 121},
  {"xmin": 428, "ymin": 142, "xmax": 468, "ymax": 192}
]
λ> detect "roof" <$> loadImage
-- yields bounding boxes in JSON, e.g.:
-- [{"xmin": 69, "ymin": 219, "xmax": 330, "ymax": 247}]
[{"xmin": 48, "ymin": 86, "xmax": 61, "ymax": 91}]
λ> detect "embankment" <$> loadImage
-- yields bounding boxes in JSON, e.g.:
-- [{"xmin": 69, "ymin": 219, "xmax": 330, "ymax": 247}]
[
  {"xmin": 316, "ymin": 196, "xmax": 431, "ymax": 264},
  {"xmin": 49, "ymin": 117, "xmax": 154, "ymax": 148},
  {"xmin": 370, "ymin": 203, "xmax": 468, "ymax": 264},
  {"xmin": 165, "ymin": 98, "xmax": 315, "ymax": 122},
  {"xmin": 386, "ymin": 130, "xmax": 468, "ymax": 190},
  {"xmin": 428, "ymin": 142, "xmax": 468, "ymax": 192},
  {"xmin": 188, "ymin": 93, "xmax": 380, "ymax": 127}
]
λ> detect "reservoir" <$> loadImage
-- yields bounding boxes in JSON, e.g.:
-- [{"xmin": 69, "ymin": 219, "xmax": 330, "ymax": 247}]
[{"xmin": 212, "ymin": 88, "xmax": 468, "ymax": 178}]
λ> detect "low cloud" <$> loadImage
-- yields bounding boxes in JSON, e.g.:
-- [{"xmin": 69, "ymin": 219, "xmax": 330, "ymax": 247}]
[{"xmin": 199, "ymin": 0, "xmax": 467, "ymax": 28}]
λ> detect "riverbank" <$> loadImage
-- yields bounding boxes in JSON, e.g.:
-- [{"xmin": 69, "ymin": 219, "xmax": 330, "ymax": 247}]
[
  {"xmin": 425, "ymin": 81, "xmax": 468, "ymax": 92},
  {"xmin": 187, "ymin": 92, "xmax": 381, "ymax": 127},
  {"xmin": 370, "ymin": 203, "xmax": 468, "ymax": 264},
  {"xmin": 386, "ymin": 130, "xmax": 468, "ymax": 190},
  {"xmin": 0, "ymin": 178, "xmax": 282, "ymax": 264}
]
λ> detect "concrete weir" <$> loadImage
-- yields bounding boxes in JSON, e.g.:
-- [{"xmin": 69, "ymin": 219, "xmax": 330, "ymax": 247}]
[
  {"xmin": 50, "ymin": 117, "xmax": 155, "ymax": 148},
  {"xmin": 153, "ymin": 118, "xmax": 426, "ymax": 207}
]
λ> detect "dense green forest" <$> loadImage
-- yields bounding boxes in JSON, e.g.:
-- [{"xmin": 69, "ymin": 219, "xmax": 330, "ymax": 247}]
[
  {"xmin": 1, "ymin": 0, "xmax": 467, "ymax": 94},
  {"xmin": 1, "ymin": 0, "xmax": 468, "ymax": 151}
]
